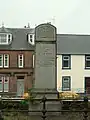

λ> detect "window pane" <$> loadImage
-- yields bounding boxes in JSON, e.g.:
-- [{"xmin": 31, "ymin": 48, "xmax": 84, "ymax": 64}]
[
  {"xmin": 0, "ymin": 80, "xmax": 2, "ymax": 82},
  {"xmin": 62, "ymin": 55, "xmax": 70, "ymax": 68},
  {"xmin": 63, "ymin": 56, "xmax": 69, "ymax": 60},
  {"xmin": 63, "ymin": 80, "xmax": 69, "ymax": 88},
  {"xmin": 0, "ymin": 34, "xmax": 7, "ymax": 43},
  {"xmin": 4, "ymin": 83, "xmax": 8, "ymax": 92},
  {"xmin": 4, "ymin": 54, "xmax": 9, "ymax": 67},
  {"xmin": 30, "ymin": 38, "xmax": 32, "ymax": 42},
  {"xmin": 5, "ymin": 79, "xmax": 8, "ymax": 82},
  {"xmin": 86, "ymin": 56, "xmax": 90, "ymax": 60},
  {"xmin": 86, "ymin": 61, "xmax": 90, "ymax": 67},
  {"xmin": 0, "ymin": 77, "xmax": 3, "ymax": 92},
  {"xmin": 63, "ymin": 61, "xmax": 69, "ymax": 67},
  {"xmin": 29, "ymin": 35, "xmax": 33, "ymax": 42},
  {"xmin": 20, "ymin": 55, "xmax": 22, "ymax": 59},
  {"xmin": 0, "ymin": 55, "xmax": 3, "ymax": 67},
  {"xmin": 8, "ymin": 34, "xmax": 11, "ymax": 42},
  {"xmin": 28, "ymin": 34, "xmax": 34, "ymax": 45},
  {"xmin": 30, "ymin": 35, "xmax": 32, "ymax": 38},
  {"xmin": 4, "ymin": 77, "xmax": 9, "ymax": 92},
  {"xmin": 0, "ymin": 83, "xmax": 3, "ymax": 92},
  {"xmin": 18, "ymin": 54, "xmax": 23, "ymax": 68},
  {"xmin": 62, "ymin": 77, "xmax": 71, "ymax": 91},
  {"xmin": 5, "ymin": 60, "xmax": 7, "ymax": 66},
  {"xmin": 20, "ymin": 60, "xmax": 22, "ymax": 66}
]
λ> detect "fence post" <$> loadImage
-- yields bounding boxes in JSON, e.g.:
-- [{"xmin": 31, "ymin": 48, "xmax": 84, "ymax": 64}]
[
  {"xmin": 0, "ymin": 96, "xmax": 3, "ymax": 120},
  {"xmin": 42, "ymin": 95, "xmax": 47, "ymax": 120},
  {"xmin": 83, "ymin": 96, "xmax": 88, "ymax": 120},
  {"xmin": 0, "ymin": 110, "xmax": 3, "ymax": 120}
]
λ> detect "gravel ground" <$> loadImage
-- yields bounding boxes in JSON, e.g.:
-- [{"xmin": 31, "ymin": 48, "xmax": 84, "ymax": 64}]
[{"xmin": 2, "ymin": 112, "xmax": 90, "ymax": 120}]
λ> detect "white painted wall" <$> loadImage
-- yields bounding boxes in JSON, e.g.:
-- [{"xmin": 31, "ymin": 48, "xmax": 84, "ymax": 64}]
[{"xmin": 57, "ymin": 55, "xmax": 90, "ymax": 93}]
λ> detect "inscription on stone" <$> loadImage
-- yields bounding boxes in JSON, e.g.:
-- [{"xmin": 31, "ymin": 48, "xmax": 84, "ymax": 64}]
[
  {"xmin": 36, "ymin": 44, "xmax": 55, "ymax": 67},
  {"xmin": 35, "ymin": 23, "xmax": 56, "ymax": 89},
  {"xmin": 35, "ymin": 24, "xmax": 56, "ymax": 41}
]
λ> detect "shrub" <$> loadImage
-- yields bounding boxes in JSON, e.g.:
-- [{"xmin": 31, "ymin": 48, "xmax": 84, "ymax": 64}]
[{"xmin": 59, "ymin": 92, "xmax": 80, "ymax": 99}]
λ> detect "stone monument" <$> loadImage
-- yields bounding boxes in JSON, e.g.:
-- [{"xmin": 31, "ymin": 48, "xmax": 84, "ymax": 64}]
[
  {"xmin": 35, "ymin": 23, "xmax": 57, "ymax": 91},
  {"xmin": 29, "ymin": 23, "xmax": 61, "ymax": 118}
]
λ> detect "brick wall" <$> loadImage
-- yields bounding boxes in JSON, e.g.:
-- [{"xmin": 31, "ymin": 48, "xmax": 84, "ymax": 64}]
[
  {"xmin": 0, "ymin": 50, "xmax": 34, "ymax": 96},
  {"xmin": 0, "ymin": 50, "xmax": 33, "ymax": 68}
]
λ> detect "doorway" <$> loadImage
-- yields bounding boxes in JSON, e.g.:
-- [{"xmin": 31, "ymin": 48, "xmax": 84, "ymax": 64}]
[
  {"xmin": 17, "ymin": 76, "xmax": 24, "ymax": 97},
  {"xmin": 85, "ymin": 77, "xmax": 90, "ymax": 94}
]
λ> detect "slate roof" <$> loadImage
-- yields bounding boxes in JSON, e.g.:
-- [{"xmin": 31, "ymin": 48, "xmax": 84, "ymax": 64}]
[
  {"xmin": 0, "ymin": 27, "xmax": 35, "ymax": 50},
  {"xmin": 0, "ymin": 26, "xmax": 90, "ymax": 54},
  {"xmin": 57, "ymin": 34, "xmax": 90, "ymax": 54},
  {"xmin": 0, "ymin": 26, "xmax": 11, "ymax": 33}
]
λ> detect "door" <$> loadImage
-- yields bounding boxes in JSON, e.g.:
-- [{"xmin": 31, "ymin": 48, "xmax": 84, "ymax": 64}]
[
  {"xmin": 17, "ymin": 79, "xmax": 24, "ymax": 97},
  {"xmin": 85, "ymin": 77, "xmax": 90, "ymax": 94}
]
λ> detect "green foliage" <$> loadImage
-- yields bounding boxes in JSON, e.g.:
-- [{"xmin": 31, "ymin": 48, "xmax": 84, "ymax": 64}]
[
  {"xmin": 0, "ymin": 101, "xmax": 29, "ymax": 120},
  {"xmin": 20, "ymin": 100, "xmax": 28, "ymax": 105},
  {"xmin": 28, "ymin": 88, "xmax": 37, "ymax": 104}
]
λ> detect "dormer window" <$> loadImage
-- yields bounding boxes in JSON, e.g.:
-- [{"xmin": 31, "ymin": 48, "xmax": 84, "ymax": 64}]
[
  {"xmin": 0, "ymin": 33, "xmax": 12, "ymax": 45},
  {"xmin": 8, "ymin": 34, "xmax": 12, "ymax": 42},
  {"xmin": 28, "ymin": 34, "xmax": 34, "ymax": 45}
]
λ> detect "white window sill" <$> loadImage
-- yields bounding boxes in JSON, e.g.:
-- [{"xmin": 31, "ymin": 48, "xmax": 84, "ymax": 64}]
[
  {"xmin": 4, "ymin": 66, "xmax": 9, "ymax": 68},
  {"xmin": 18, "ymin": 66, "xmax": 23, "ymax": 68},
  {"xmin": 0, "ymin": 66, "xmax": 3, "ymax": 68},
  {"xmin": 0, "ymin": 43, "xmax": 9, "ymax": 45},
  {"xmin": 62, "ymin": 67, "xmax": 70, "ymax": 69},
  {"xmin": 85, "ymin": 67, "xmax": 90, "ymax": 69}
]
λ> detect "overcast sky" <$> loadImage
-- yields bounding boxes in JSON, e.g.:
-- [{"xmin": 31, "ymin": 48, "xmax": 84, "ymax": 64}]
[{"xmin": 0, "ymin": 0, "xmax": 90, "ymax": 34}]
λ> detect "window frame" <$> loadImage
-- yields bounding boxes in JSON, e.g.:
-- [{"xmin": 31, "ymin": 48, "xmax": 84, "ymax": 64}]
[
  {"xmin": 0, "ymin": 33, "xmax": 12, "ymax": 45},
  {"xmin": 85, "ymin": 55, "xmax": 90, "ymax": 69},
  {"xmin": 32, "ymin": 54, "xmax": 35, "ymax": 68},
  {"xmin": 3, "ymin": 76, "xmax": 9, "ymax": 92},
  {"xmin": 0, "ymin": 54, "xmax": 3, "ymax": 68},
  {"xmin": 62, "ymin": 55, "xmax": 71, "ymax": 69},
  {"xmin": 62, "ymin": 76, "xmax": 71, "ymax": 91},
  {"xmin": 8, "ymin": 34, "xmax": 12, "ymax": 42},
  {"xmin": 0, "ymin": 77, "xmax": 3, "ymax": 92},
  {"xmin": 28, "ymin": 34, "xmax": 35, "ymax": 45},
  {"xmin": 18, "ymin": 54, "xmax": 24, "ymax": 68},
  {"xmin": 4, "ymin": 54, "xmax": 9, "ymax": 68}
]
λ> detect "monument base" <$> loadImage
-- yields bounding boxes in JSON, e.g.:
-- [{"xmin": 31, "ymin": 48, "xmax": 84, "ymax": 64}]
[{"xmin": 28, "ymin": 89, "xmax": 62, "ymax": 118}]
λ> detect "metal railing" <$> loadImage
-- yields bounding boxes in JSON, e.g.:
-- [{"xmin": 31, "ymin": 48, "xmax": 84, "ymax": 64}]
[{"xmin": 0, "ymin": 95, "xmax": 89, "ymax": 120}]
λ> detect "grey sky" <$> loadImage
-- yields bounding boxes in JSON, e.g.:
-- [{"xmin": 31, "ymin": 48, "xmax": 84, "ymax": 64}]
[{"xmin": 0, "ymin": 0, "xmax": 90, "ymax": 34}]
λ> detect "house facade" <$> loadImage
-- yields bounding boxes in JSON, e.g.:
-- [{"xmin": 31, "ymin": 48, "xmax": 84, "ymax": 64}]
[
  {"xmin": 0, "ymin": 25, "xmax": 35, "ymax": 97},
  {"xmin": 57, "ymin": 34, "xmax": 90, "ymax": 94},
  {"xmin": 1, "ymin": 22, "xmax": 90, "ymax": 96}
]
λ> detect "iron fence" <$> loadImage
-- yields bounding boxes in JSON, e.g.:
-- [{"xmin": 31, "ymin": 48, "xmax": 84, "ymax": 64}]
[{"xmin": 0, "ymin": 95, "xmax": 90, "ymax": 120}]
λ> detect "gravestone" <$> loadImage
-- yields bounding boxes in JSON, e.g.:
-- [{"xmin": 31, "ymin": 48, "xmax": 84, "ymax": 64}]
[{"xmin": 29, "ymin": 23, "xmax": 61, "ymax": 118}]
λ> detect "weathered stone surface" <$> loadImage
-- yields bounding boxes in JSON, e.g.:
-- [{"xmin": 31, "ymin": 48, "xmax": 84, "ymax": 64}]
[
  {"xmin": 35, "ymin": 43, "xmax": 56, "ymax": 89},
  {"xmin": 35, "ymin": 23, "xmax": 56, "ymax": 41},
  {"xmin": 35, "ymin": 23, "xmax": 56, "ymax": 89},
  {"xmin": 29, "ymin": 23, "xmax": 59, "ymax": 118}
]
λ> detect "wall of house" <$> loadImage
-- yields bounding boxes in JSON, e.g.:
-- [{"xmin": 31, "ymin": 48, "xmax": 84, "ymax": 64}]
[
  {"xmin": 0, "ymin": 50, "xmax": 33, "ymax": 68},
  {"xmin": 57, "ymin": 54, "xmax": 90, "ymax": 93},
  {"xmin": 9, "ymin": 74, "xmax": 33, "ymax": 92},
  {"xmin": 0, "ymin": 50, "xmax": 34, "ymax": 96}
]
